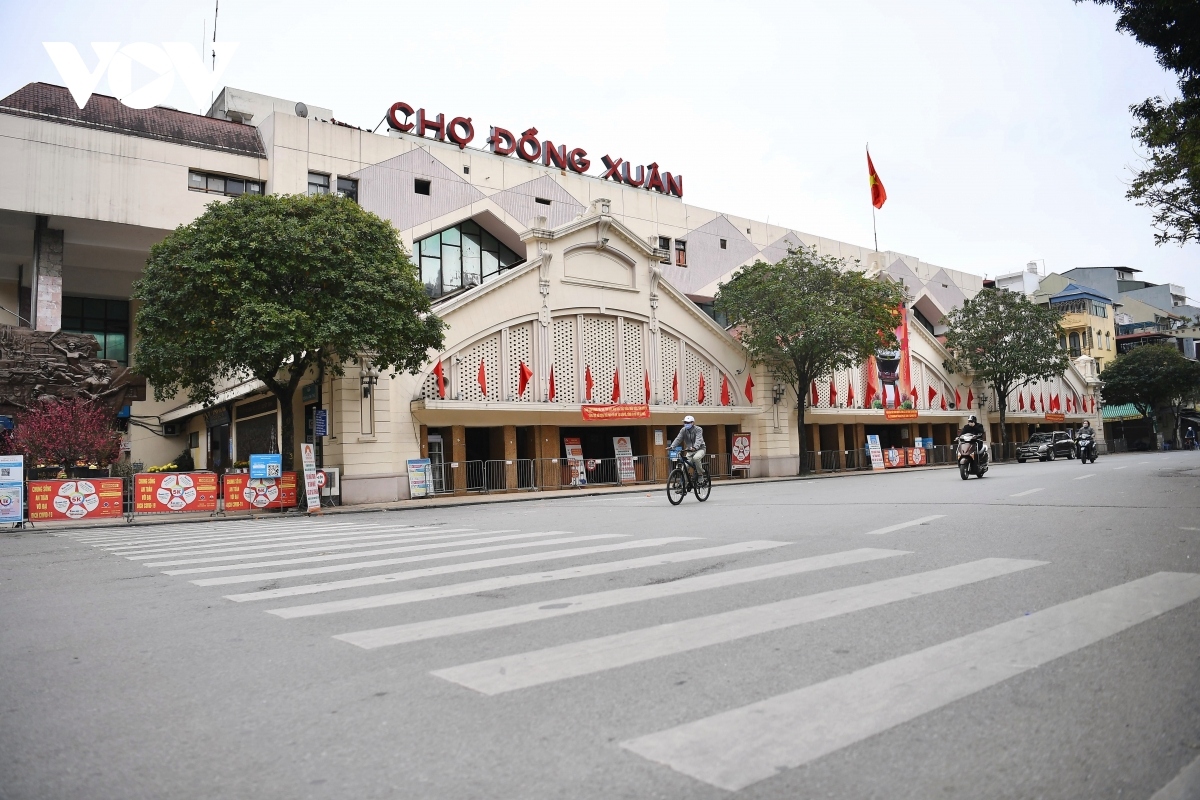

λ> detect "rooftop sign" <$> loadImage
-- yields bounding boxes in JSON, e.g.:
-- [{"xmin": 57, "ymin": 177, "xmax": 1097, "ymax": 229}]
[{"xmin": 386, "ymin": 101, "xmax": 683, "ymax": 198}]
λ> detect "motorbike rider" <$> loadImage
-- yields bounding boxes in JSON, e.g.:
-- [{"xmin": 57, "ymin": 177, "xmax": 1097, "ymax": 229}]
[
  {"xmin": 959, "ymin": 414, "xmax": 988, "ymax": 465},
  {"xmin": 1077, "ymin": 420, "xmax": 1094, "ymax": 437},
  {"xmin": 671, "ymin": 415, "xmax": 707, "ymax": 479}
]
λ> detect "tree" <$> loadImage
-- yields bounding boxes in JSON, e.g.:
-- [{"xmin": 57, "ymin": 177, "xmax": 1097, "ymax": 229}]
[
  {"xmin": 1082, "ymin": 0, "xmax": 1200, "ymax": 245},
  {"xmin": 1099, "ymin": 343, "xmax": 1200, "ymax": 445},
  {"xmin": 715, "ymin": 246, "xmax": 908, "ymax": 475},
  {"xmin": 134, "ymin": 193, "xmax": 445, "ymax": 471},
  {"xmin": 941, "ymin": 289, "xmax": 1071, "ymax": 455},
  {"xmin": 13, "ymin": 398, "xmax": 122, "ymax": 475}
]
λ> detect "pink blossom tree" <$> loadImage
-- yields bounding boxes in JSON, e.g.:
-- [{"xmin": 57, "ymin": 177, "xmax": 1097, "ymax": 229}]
[{"xmin": 13, "ymin": 398, "xmax": 122, "ymax": 476}]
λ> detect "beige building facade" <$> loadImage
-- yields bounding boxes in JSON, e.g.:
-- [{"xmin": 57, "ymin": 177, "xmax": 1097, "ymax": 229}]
[{"xmin": 0, "ymin": 82, "xmax": 1102, "ymax": 503}]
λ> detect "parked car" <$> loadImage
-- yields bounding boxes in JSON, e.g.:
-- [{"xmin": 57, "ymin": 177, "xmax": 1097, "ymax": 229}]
[{"xmin": 1016, "ymin": 431, "xmax": 1075, "ymax": 463}]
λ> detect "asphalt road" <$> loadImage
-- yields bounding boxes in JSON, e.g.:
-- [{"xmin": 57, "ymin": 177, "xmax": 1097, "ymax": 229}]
[{"xmin": 2, "ymin": 450, "xmax": 1199, "ymax": 800}]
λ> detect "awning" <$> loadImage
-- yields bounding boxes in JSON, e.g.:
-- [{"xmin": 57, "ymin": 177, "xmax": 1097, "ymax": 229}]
[
  {"xmin": 1102, "ymin": 403, "xmax": 1144, "ymax": 422},
  {"xmin": 159, "ymin": 379, "xmax": 267, "ymax": 424}
]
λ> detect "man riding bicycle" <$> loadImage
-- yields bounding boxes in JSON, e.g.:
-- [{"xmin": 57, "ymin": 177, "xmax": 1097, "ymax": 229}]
[{"xmin": 671, "ymin": 416, "xmax": 707, "ymax": 479}]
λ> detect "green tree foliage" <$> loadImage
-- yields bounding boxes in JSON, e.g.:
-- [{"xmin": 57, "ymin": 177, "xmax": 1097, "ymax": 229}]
[
  {"xmin": 941, "ymin": 289, "xmax": 1070, "ymax": 452},
  {"xmin": 715, "ymin": 247, "xmax": 907, "ymax": 475},
  {"xmin": 134, "ymin": 193, "xmax": 445, "ymax": 470},
  {"xmin": 1083, "ymin": 0, "xmax": 1200, "ymax": 245},
  {"xmin": 1099, "ymin": 343, "xmax": 1200, "ymax": 445}
]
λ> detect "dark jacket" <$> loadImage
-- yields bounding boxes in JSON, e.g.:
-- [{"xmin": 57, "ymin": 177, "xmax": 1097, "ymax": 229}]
[{"xmin": 960, "ymin": 422, "xmax": 986, "ymax": 439}]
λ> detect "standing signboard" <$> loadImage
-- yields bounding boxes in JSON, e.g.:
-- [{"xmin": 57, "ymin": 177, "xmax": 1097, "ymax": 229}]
[
  {"xmin": 406, "ymin": 458, "xmax": 432, "ymax": 498},
  {"xmin": 301, "ymin": 443, "xmax": 320, "ymax": 512},
  {"xmin": 249, "ymin": 453, "xmax": 283, "ymax": 479},
  {"xmin": 884, "ymin": 447, "xmax": 907, "ymax": 468},
  {"xmin": 731, "ymin": 432, "xmax": 751, "ymax": 471},
  {"xmin": 612, "ymin": 437, "xmax": 636, "ymax": 483},
  {"xmin": 134, "ymin": 472, "xmax": 219, "ymax": 513},
  {"xmin": 866, "ymin": 435, "xmax": 885, "ymax": 472},
  {"xmin": 223, "ymin": 472, "xmax": 299, "ymax": 511},
  {"xmin": 564, "ymin": 437, "xmax": 586, "ymax": 486},
  {"xmin": 907, "ymin": 447, "xmax": 927, "ymax": 466},
  {"xmin": 28, "ymin": 478, "xmax": 124, "ymax": 521},
  {"xmin": 0, "ymin": 455, "xmax": 23, "ymax": 523}
]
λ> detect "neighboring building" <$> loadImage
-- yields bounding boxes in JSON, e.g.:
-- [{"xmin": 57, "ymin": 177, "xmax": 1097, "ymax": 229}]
[
  {"xmin": 1063, "ymin": 266, "xmax": 1200, "ymax": 327},
  {"xmin": 993, "ymin": 262, "xmax": 1043, "ymax": 297},
  {"xmin": 0, "ymin": 82, "xmax": 1101, "ymax": 502},
  {"xmin": 1042, "ymin": 283, "xmax": 1117, "ymax": 371}
]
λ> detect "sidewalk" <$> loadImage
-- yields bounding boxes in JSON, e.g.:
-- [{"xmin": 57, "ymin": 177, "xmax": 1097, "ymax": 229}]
[{"xmin": 4, "ymin": 462, "xmax": 963, "ymax": 534}]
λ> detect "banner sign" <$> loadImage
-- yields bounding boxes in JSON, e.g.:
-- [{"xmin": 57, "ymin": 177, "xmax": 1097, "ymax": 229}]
[
  {"xmin": 134, "ymin": 472, "xmax": 219, "ymax": 513},
  {"xmin": 581, "ymin": 404, "xmax": 650, "ymax": 421},
  {"xmin": 1044, "ymin": 413, "xmax": 1065, "ymax": 423},
  {"xmin": 884, "ymin": 447, "xmax": 907, "ymax": 468},
  {"xmin": 883, "ymin": 408, "xmax": 919, "ymax": 420},
  {"xmin": 564, "ymin": 437, "xmax": 586, "ymax": 486},
  {"xmin": 249, "ymin": 453, "xmax": 283, "ymax": 479},
  {"xmin": 612, "ymin": 437, "xmax": 636, "ymax": 482},
  {"xmin": 731, "ymin": 432, "xmax": 752, "ymax": 470},
  {"xmin": 866, "ymin": 435, "xmax": 885, "ymax": 471},
  {"xmin": 29, "ymin": 478, "xmax": 124, "ymax": 521},
  {"xmin": 314, "ymin": 409, "xmax": 328, "ymax": 437},
  {"xmin": 907, "ymin": 447, "xmax": 927, "ymax": 466},
  {"xmin": 301, "ymin": 443, "xmax": 320, "ymax": 511},
  {"xmin": 407, "ymin": 458, "xmax": 432, "ymax": 498},
  {"xmin": 0, "ymin": 455, "xmax": 24, "ymax": 523},
  {"xmin": 222, "ymin": 472, "xmax": 298, "ymax": 512}
]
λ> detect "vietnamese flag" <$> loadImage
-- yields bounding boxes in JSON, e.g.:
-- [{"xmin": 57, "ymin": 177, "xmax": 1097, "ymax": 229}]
[
  {"xmin": 432, "ymin": 360, "xmax": 446, "ymax": 399},
  {"xmin": 477, "ymin": 359, "xmax": 487, "ymax": 396},
  {"xmin": 517, "ymin": 361, "xmax": 533, "ymax": 397},
  {"xmin": 940, "ymin": 392, "xmax": 948, "ymax": 411},
  {"xmin": 1018, "ymin": 391, "xmax": 1025, "ymax": 411},
  {"xmin": 611, "ymin": 368, "xmax": 621, "ymax": 403},
  {"xmin": 645, "ymin": 370, "xmax": 651, "ymax": 403},
  {"xmin": 967, "ymin": 388, "xmax": 974, "ymax": 409},
  {"xmin": 548, "ymin": 365, "xmax": 556, "ymax": 401},
  {"xmin": 811, "ymin": 380, "xmax": 819, "ymax": 406},
  {"xmin": 744, "ymin": 374, "xmax": 754, "ymax": 404},
  {"xmin": 830, "ymin": 378, "xmax": 837, "ymax": 407},
  {"xmin": 927, "ymin": 385, "xmax": 937, "ymax": 408},
  {"xmin": 868, "ymin": 150, "xmax": 887, "ymax": 209},
  {"xmin": 584, "ymin": 365, "xmax": 594, "ymax": 401},
  {"xmin": 864, "ymin": 380, "xmax": 876, "ymax": 408},
  {"xmin": 672, "ymin": 371, "xmax": 679, "ymax": 402},
  {"xmin": 846, "ymin": 380, "xmax": 855, "ymax": 408},
  {"xmin": 721, "ymin": 374, "xmax": 731, "ymax": 406},
  {"xmin": 698, "ymin": 373, "xmax": 707, "ymax": 404},
  {"xmin": 954, "ymin": 388, "xmax": 962, "ymax": 409}
]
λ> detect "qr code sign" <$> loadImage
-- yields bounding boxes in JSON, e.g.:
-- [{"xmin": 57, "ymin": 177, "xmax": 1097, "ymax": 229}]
[
  {"xmin": 267, "ymin": 464, "xmax": 281, "ymax": 477},
  {"xmin": 0, "ymin": 468, "xmax": 10, "ymax": 478}
]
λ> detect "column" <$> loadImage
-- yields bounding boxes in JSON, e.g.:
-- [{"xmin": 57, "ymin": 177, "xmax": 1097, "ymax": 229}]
[
  {"xmin": 836, "ymin": 423, "xmax": 847, "ymax": 470},
  {"xmin": 809, "ymin": 423, "xmax": 821, "ymax": 473},
  {"xmin": 535, "ymin": 425, "xmax": 560, "ymax": 489},
  {"xmin": 503, "ymin": 425, "xmax": 518, "ymax": 491},
  {"xmin": 419, "ymin": 425, "xmax": 428, "ymax": 459},
  {"xmin": 450, "ymin": 425, "xmax": 466, "ymax": 495},
  {"xmin": 711, "ymin": 424, "xmax": 727, "ymax": 477},
  {"xmin": 31, "ymin": 217, "xmax": 64, "ymax": 332},
  {"xmin": 650, "ymin": 424, "xmax": 668, "ymax": 481}
]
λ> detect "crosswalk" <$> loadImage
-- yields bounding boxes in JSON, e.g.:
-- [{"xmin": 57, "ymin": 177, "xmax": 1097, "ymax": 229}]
[{"xmin": 56, "ymin": 512, "xmax": 1200, "ymax": 793}]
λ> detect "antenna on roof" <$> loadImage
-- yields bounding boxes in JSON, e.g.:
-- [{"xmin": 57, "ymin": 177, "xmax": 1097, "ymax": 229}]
[{"xmin": 210, "ymin": 0, "xmax": 219, "ymax": 107}]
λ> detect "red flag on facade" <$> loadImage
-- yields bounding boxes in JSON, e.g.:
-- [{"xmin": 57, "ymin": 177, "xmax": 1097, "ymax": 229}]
[
  {"xmin": 1052, "ymin": 393, "xmax": 1060, "ymax": 412},
  {"xmin": 698, "ymin": 373, "xmax": 706, "ymax": 404},
  {"xmin": 967, "ymin": 388, "xmax": 974, "ymax": 409},
  {"xmin": 830, "ymin": 378, "xmax": 837, "ymax": 407},
  {"xmin": 548, "ymin": 364, "xmax": 556, "ymax": 401},
  {"xmin": 811, "ymin": 380, "xmax": 819, "ymax": 406},
  {"xmin": 517, "ymin": 361, "xmax": 532, "ymax": 397},
  {"xmin": 672, "ymin": 371, "xmax": 679, "ymax": 402},
  {"xmin": 1039, "ymin": 392, "xmax": 1045, "ymax": 412},
  {"xmin": 940, "ymin": 392, "xmax": 948, "ymax": 411},
  {"xmin": 909, "ymin": 384, "xmax": 919, "ymax": 406},
  {"xmin": 846, "ymin": 380, "xmax": 855, "ymax": 408},
  {"xmin": 954, "ymin": 388, "xmax": 962, "ymax": 409},
  {"xmin": 584, "ymin": 365, "xmax": 593, "ymax": 401},
  {"xmin": 1018, "ymin": 391, "xmax": 1025, "ymax": 411},
  {"xmin": 611, "ymin": 368, "xmax": 621, "ymax": 403},
  {"xmin": 927, "ymin": 385, "xmax": 937, "ymax": 408},
  {"xmin": 432, "ymin": 360, "xmax": 446, "ymax": 399},
  {"xmin": 645, "ymin": 370, "xmax": 651, "ymax": 403},
  {"xmin": 868, "ymin": 151, "xmax": 887, "ymax": 209},
  {"xmin": 721, "ymin": 374, "xmax": 731, "ymax": 406},
  {"xmin": 477, "ymin": 359, "xmax": 487, "ymax": 396},
  {"xmin": 744, "ymin": 374, "xmax": 754, "ymax": 404},
  {"xmin": 864, "ymin": 379, "xmax": 876, "ymax": 408}
]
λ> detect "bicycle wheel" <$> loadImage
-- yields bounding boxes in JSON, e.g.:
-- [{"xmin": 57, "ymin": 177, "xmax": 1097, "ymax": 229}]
[
  {"xmin": 693, "ymin": 469, "xmax": 711, "ymax": 502},
  {"xmin": 666, "ymin": 468, "xmax": 687, "ymax": 505}
]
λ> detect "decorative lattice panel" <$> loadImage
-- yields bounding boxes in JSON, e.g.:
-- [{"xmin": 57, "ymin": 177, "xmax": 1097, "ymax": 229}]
[
  {"xmin": 622, "ymin": 321, "xmax": 644, "ymax": 403},
  {"xmin": 683, "ymin": 346, "xmax": 714, "ymax": 406},
  {"xmin": 912, "ymin": 361, "xmax": 926, "ymax": 408},
  {"xmin": 551, "ymin": 317, "xmax": 576, "ymax": 404},
  {"xmin": 582, "ymin": 316, "xmax": 617, "ymax": 402},
  {"xmin": 421, "ymin": 369, "xmax": 440, "ymax": 400},
  {"xmin": 836, "ymin": 370, "xmax": 850, "ymax": 410},
  {"xmin": 507, "ymin": 323, "xmax": 533, "ymax": 401},
  {"xmin": 659, "ymin": 333, "xmax": 679, "ymax": 404},
  {"xmin": 457, "ymin": 334, "xmax": 500, "ymax": 402}
]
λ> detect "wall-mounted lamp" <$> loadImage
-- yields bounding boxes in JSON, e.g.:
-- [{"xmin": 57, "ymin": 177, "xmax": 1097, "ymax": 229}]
[
  {"xmin": 772, "ymin": 383, "xmax": 786, "ymax": 405},
  {"xmin": 360, "ymin": 364, "xmax": 380, "ymax": 398}
]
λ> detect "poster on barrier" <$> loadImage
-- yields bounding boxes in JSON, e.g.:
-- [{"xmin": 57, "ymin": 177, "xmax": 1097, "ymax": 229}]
[
  {"xmin": 28, "ymin": 478, "xmax": 124, "ymax": 521},
  {"xmin": 908, "ymin": 447, "xmax": 927, "ymax": 466},
  {"xmin": 866, "ymin": 435, "xmax": 885, "ymax": 471},
  {"xmin": 612, "ymin": 437, "xmax": 635, "ymax": 482},
  {"xmin": 406, "ymin": 458, "xmax": 431, "ymax": 499},
  {"xmin": 134, "ymin": 472, "xmax": 219, "ymax": 513},
  {"xmin": 0, "ymin": 455, "xmax": 24, "ymax": 523},
  {"xmin": 731, "ymin": 433, "xmax": 751, "ymax": 470},
  {"xmin": 564, "ymin": 437, "xmax": 585, "ymax": 487},
  {"xmin": 223, "ymin": 472, "xmax": 298, "ymax": 512},
  {"xmin": 884, "ymin": 447, "xmax": 907, "ymax": 468}
]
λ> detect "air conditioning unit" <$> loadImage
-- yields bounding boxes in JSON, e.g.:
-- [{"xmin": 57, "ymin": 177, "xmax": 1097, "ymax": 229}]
[
  {"xmin": 162, "ymin": 423, "xmax": 182, "ymax": 436},
  {"xmin": 319, "ymin": 467, "xmax": 341, "ymax": 501}
]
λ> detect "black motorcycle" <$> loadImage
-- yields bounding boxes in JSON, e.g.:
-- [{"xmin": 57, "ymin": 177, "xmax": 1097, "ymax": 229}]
[
  {"xmin": 1077, "ymin": 431, "xmax": 1098, "ymax": 464},
  {"xmin": 956, "ymin": 433, "xmax": 989, "ymax": 480}
]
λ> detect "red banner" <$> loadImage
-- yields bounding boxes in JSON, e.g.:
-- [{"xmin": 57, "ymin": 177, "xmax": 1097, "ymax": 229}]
[
  {"xmin": 134, "ymin": 472, "xmax": 219, "ymax": 514},
  {"xmin": 731, "ymin": 432, "xmax": 751, "ymax": 469},
  {"xmin": 222, "ymin": 472, "xmax": 299, "ymax": 512},
  {"xmin": 883, "ymin": 447, "xmax": 907, "ymax": 468},
  {"xmin": 1044, "ymin": 413, "xmax": 1065, "ymax": 423},
  {"xmin": 28, "ymin": 478, "xmax": 124, "ymax": 521},
  {"xmin": 907, "ymin": 447, "xmax": 927, "ymax": 466},
  {"xmin": 581, "ymin": 404, "xmax": 651, "ymax": 421},
  {"xmin": 884, "ymin": 408, "xmax": 919, "ymax": 420}
]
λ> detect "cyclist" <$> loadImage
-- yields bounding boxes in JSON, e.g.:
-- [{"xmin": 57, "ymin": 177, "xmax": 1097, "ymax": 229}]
[{"xmin": 671, "ymin": 415, "xmax": 707, "ymax": 481}]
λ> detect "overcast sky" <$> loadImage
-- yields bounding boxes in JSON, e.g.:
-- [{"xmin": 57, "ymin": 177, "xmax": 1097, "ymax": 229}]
[{"xmin": 2, "ymin": 0, "xmax": 1196, "ymax": 293}]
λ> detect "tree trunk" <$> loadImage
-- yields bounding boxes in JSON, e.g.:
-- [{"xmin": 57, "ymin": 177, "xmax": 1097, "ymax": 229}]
[
  {"xmin": 795, "ymin": 380, "xmax": 809, "ymax": 476},
  {"xmin": 273, "ymin": 388, "xmax": 297, "ymax": 471},
  {"xmin": 997, "ymin": 389, "xmax": 1008, "ymax": 461}
]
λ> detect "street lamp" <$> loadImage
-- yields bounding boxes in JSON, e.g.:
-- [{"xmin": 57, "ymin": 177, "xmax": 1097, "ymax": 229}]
[
  {"xmin": 360, "ymin": 364, "xmax": 380, "ymax": 397},
  {"xmin": 772, "ymin": 383, "xmax": 786, "ymax": 405},
  {"xmin": 360, "ymin": 361, "xmax": 380, "ymax": 437}
]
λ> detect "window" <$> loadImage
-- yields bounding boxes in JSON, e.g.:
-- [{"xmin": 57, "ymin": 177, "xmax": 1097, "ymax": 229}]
[
  {"xmin": 535, "ymin": 197, "xmax": 551, "ymax": 206},
  {"xmin": 463, "ymin": 166, "xmax": 470, "ymax": 175},
  {"xmin": 414, "ymin": 179, "xmax": 431, "ymax": 195},
  {"xmin": 60, "ymin": 296, "xmax": 130, "ymax": 365},
  {"xmin": 1068, "ymin": 331, "xmax": 1081, "ymax": 358},
  {"xmin": 1091, "ymin": 301, "xmax": 1107, "ymax": 318},
  {"xmin": 675, "ymin": 239, "xmax": 687, "ymax": 267},
  {"xmin": 188, "ymin": 431, "xmax": 200, "ymax": 449},
  {"xmin": 336, "ymin": 177, "xmax": 358, "ymax": 203},
  {"xmin": 415, "ymin": 219, "xmax": 525, "ymax": 299},
  {"xmin": 657, "ymin": 236, "xmax": 671, "ymax": 264},
  {"xmin": 307, "ymin": 172, "xmax": 330, "ymax": 196},
  {"xmin": 719, "ymin": 239, "xmax": 727, "ymax": 250},
  {"xmin": 1106, "ymin": 332, "xmax": 1112, "ymax": 350},
  {"xmin": 188, "ymin": 170, "xmax": 263, "ymax": 197}
]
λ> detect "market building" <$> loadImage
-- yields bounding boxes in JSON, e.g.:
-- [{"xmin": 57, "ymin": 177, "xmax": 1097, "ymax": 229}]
[{"xmin": 0, "ymin": 82, "xmax": 1103, "ymax": 503}]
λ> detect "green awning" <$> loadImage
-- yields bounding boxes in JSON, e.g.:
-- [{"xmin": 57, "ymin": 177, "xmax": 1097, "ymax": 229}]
[{"xmin": 1102, "ymin": 403, "xmax": 1144, "ymax": 421}]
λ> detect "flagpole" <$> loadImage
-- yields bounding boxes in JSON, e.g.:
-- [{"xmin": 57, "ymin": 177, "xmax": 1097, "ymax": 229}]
[{"xmin": 868, "ymin": 143, "xmax": 879, "ymax": 253}]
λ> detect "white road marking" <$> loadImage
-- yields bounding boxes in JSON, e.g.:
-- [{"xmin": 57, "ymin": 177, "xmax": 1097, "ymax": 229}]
[
  {"xmin": 619, "ymin": 571, "xmax": 1200, "ymax": 792},
  {"xmin": 862, "ymin": 515, "xmax": 945, "ymax": 535},
  {"xmin": 435, "ymin": 558, "xmax": 1042, "ymax": 695},
  {"xmin": 224, "ymin": 538, "xmax": 701, "ymax": 602},
  {"xmin": 140, "ymin": 529, "xmax": 495, "ymax": 566},
  {"xmin": 104, "ymin": 524, "xmax": 442, "ymax": 553},
  {"xmin": 1149, "ymin": 753, "xmax": 1200, "ymax": 800},
  {"xmin": 77, "ymin": 522, "xmax": 366, "ymax": 544},
  {"xmin": 1074, "ymin": 474, "xmax": 1096, "ymax": 481},
  {"xmin": 90, "ymin": 523, "xmax": 407, "ymax": 550},
  {"xmin": 1009, "ymin": 488, "xmax": 1044, "ymax": 497},
  {"xmin": 163, "ymin": 530, "xmax": 540, "ymax": 575},
  {"xmin": 191, "ymin": 534, "xmax": 627, "ymax": 586},
  {"xmin": 335, "ymin": 548, "xmax": 910, "ymax": 650},
  {"xmin": 117, "ymin": 526, "xmax": 457, "ymax": 558},
  {"xmin": 1113, "ymin": 466, "xmax": 1128, "ymax": 470},
  {"xmin": 269, "ymin": 541, "xmax": 792, "ymax": 619},
  {"xmin": 1181, "ymin": 527, "xmax": 1199, "ymax": 532}
]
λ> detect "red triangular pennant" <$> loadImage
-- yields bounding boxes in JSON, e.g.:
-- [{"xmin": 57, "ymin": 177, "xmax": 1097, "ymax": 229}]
[
  {"xmin": 846, "ymin": 380, "xmax": 856, "ymax": 408},
  {"xmin": 698, "ymin": 373, "xmax": 706, "ymax": 404},
  {"xmin": 721, "ymin": 374, "xmax": 731, "ymax": 406},
  {"xmin": 477, "ymin": 359, "xmax": 487, "ymax": 396},
  {"xmin": 432, "ymin": 360, "xmax": 446, "ymax": 399},
  {"xmin": 518, "ymin": 361, "xmax": 532, "ymax": 397},
  {"xmin": 744, "ymin": 374, "xmax": 754, "ymax": 404},
  {"xmin": 672, "ymin": 371, "xmax": 679, "ymax": 403},
  {"xmin": 645, "ymin": 370, "xmax": 651, "ymax": 404},
  {"xmin": 585, "ymin": 365, "xmax": 594, "ymax": 401},
  {"xmin": 612, "ymin": 368, "xmax": 621, "ymax": 403},
  {"xmin": 548, "ymin": 364, "xmax": 556, "ymax": 402}
]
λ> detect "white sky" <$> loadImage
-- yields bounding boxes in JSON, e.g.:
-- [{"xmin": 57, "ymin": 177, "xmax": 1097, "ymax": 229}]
[{"xmin": 2, "ymin": 0, "xmax": 1196, "ymax": 293}]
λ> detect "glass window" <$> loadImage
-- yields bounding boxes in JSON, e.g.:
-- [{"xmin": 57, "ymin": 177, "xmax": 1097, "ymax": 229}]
[
  {"xmin": 206, "ymin": 175, "xmax": 225, "ymax": 193},
  {"xmin": 442, "ymin": 244, "xmax": 463, "ymax": 291},
  {"xmin": 462, "ymin": 230, "xmax": 482, "ymax": 285},
  {"xmin": 414, "ymin": 179, "xmax": 431, "ymax": 195},
  {"xmin": 188, "ymin": 171, "xmax": 205, "ymax": 190},
  {"xmin": 189, "ymin": 170, "xmax": 262, "ymax": 197},
  {"xmin": 415, "ymin": 221, "xmax": 525, "ymax": 299},
  {"xmin": 336, "ymin": 177, "xmax": 358, "ymax": 203},
  {"xmin": 226, "ymin": 178, "xmax": 245, "ymax": 196},
  {"xmin": 307, "ymin": 172, "xmax": 330, "ymax": 196},
  {"xmin": 60, "ymin": 295, "xmax": 130, "ymax": 365},
  {"xmin": 420, "ymin": 233, "xmax": 441, "ymax": 258},
  {"xmin": 246, "ymin": 181, "xmax": 263, "ymax": 195},
  {"xmin": 720, "ymin": 239, "xmax": 727, "ymax": 249},
  {"xmin": 1068, "ymin": 331, "xmax": 1081, "ymax": 357},
  {"xmin": 482, "ymin": 249, "xmax": 500, "ymax": 279},
  {"xmin": 675, "ymin": 239, "xmax": 687, "ymax": 267}
]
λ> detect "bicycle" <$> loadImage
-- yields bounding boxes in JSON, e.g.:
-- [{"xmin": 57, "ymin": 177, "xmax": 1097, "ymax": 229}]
[{"xmin": 667, "ymin": 446, "xmax": 711, "ymax": 505}]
